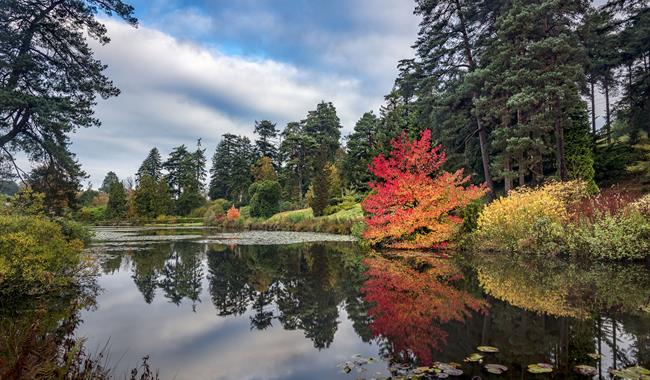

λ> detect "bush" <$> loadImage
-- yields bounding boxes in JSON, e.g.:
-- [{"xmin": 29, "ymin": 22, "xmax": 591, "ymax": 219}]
[
  {"xmin": 76, "ymin": 206, "xmax": 106, "ymax": 223},
  {"xmin": 0, "ymin": 215, "xmax": 84, "ymax": 295},
  {"xmin": 249, "ymin": 180, "xmax": 281, "ymax": 218},
  {"xmin": 567, "ymin": 211, "xmax": 650, "ymax": 260},
  {"xmin": 474, "ymin": 183, "xmax": 574, "ymax": 255},
  {"xmin": 226, "ymin": 206, "xmax": 240, "ymax": 220},
  {"xmin": 200, "ymin": 198, "xmax": 233, "ymax": 224}
]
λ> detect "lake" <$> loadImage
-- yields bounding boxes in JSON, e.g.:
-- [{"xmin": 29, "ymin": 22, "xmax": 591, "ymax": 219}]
[{"xmin": 63, "ymin": 228, "xmax": 650, "ymax": 378}]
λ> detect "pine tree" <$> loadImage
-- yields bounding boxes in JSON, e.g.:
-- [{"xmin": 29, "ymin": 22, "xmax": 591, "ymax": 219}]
[
  {"xmin": 309, "ymin": 148, "xmax": 331, "ymax": 217},
  {"xmin": 137, "ymin": 148, "xmax": 163, "ymax": 183},
  {"xmin": 100, "ymin": 172, "xmax": 120, "ymax": 193},
  {"xmin": 279, "ymin": 122, "xmax": 318, "ymax": 202},
  {"xmin": 343, "ymin": 111, "xmax": 380, "ymax": 190},
  {"xmin": 208, "ymin": 134, "xmax": 254, "ymax": 203},
  {"xmin": 303, "ymin": 102, "xmax": 342, "ymax": 161},
  {"xmin": 480, "ymin": 0, "xmax": 588, "ymax": 185},
  {"xmin": 254, "ymin": 120, "xmax": 279, "ymax": 163},
  {"xmin": 106, "ymin": 180, "xmax": 128, "ymax": 219},
  {"xmin": 251, "ymin": 156, "xmax": 277, "ymax": 182}
]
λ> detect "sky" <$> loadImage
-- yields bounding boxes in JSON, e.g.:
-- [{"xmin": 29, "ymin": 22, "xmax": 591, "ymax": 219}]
[{"xmin": 73, "ymin": 0, "xmax": 420, "ymax": 187}]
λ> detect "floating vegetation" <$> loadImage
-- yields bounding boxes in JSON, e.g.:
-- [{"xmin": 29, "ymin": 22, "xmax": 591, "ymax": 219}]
[
  {"xmin": 610, "ymin": 366, "xmax": 650, "ymax": 380},
  {"xmin": 527, "ymin": 363, "xmax": 554, "ymax": 374},
  {"xmin": 484, "ymin": 364, "xmax": 508, "ymax": 374},
  {"xmin": 587, "ymin": 352, "xmax": 602, "ymax": 360},
  {"xmin": 574, "ymin": 365, "xmax": 597, "ymax": 376},
  {"xmin": 477, "ymin": 345, "xmax": 499, "ymax": 353},
  {"xmin": 463, "ymin": 353, "xmax": 483, "ymax": 363}
]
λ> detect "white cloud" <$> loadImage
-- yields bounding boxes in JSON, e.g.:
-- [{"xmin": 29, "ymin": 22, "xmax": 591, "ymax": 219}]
[{"xmin": 74, "ymin": 19, "xmax": 380, "ymax": 185}]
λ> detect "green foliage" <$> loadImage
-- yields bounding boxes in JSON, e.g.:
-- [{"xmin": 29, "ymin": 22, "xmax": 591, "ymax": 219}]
[
  {"xmin": 594, "ymin": 142, "xmax": 640, "ymax": 184},
  {"xmin": 309, "ymin": 164, "xmax": 330, "ymax": 217},
  {"xmin": 0, "ymin": 215, "xmax": 83, "ymax": 296},
  {"xmin": 565, "ymin": 105, "xmax": 598, "ymax": 193},
  {"xmin": 343, "ymin": 111, "xmax": 380, "ymax": 190},
  {"xmin": 100, "ymin": 172, "xmax": 120, "ymax": 193},
  {"xmin": 76, "ymin": 206, "xmax": 106, "ymax": 223},
  {"xmin": 105, "ymin": 181, "xmax": 127, "ymax": 219},
  {"xmin": 209, "ymin": 134, "xmax": 255, "ymax": 202},
  {"xmin": 254, "ymin": 120, "xmax": 279, "ymax": 163},
  {"xmin": 175, "ymin": 190, "xmax": 205, "ymax": 216},
  {"xmin": 201, "ymin": 198, "xmax": 233, "ymax": 224},
  {"xmin": 279, "ymin": 122, "xmax": 318, "ymax": 201},
  {"xmin": 134, "ymin": 174, "xmax": 173, "ymax": 218},
  {"xmin": 249, "ymin": 180, "xmax": 282, "ymax": 218},
  {"xmin": 303, "ymin": 101, "xmax": 342, "ymax": 161},
  {"xmin": 567, "ymin": 210, "xmax": 650, "ymax": 260},
  {"xmin": 137, "ymin": 148, "xmax": 163, "ymax": 182},
  {"xmin": 0, "ymin": 0, "xmax": 137, "ymax": 192},
  {"xmin": 460, "ymin": 198, "xmax": 486, "ymax": 234}
]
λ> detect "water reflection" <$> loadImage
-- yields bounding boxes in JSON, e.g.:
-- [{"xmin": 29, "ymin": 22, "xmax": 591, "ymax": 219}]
[{"xmin": 68, "ymin": 237, "xmax": 650, "ymax": 378}]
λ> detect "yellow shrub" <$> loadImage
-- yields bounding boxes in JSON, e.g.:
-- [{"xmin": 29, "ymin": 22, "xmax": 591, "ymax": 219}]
[{"xmin": 475, "ymin": 183, "xmax": 572, "ymax": 254}]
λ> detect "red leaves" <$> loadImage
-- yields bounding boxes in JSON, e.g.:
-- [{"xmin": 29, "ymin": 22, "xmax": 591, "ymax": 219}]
[{"xmin": 362, "ymin": 130, "xmax": 486, "ymax": 249}]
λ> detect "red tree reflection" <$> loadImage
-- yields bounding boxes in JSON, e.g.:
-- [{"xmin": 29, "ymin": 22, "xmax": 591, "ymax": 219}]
[{"xmin": 362, "ymin": 255, "xmax": 488, "ymax": 364}]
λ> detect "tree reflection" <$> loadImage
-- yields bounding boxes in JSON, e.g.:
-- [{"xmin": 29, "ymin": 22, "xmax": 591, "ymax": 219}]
[{"xmin": 362, "ymin": 254, "xmax": 488, "ymax": 364}]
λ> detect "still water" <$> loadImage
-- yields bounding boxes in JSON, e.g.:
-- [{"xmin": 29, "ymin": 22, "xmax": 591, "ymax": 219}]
[{"xmin": 73, "ymin": 228, "xmax": 650, "ymax": 379}]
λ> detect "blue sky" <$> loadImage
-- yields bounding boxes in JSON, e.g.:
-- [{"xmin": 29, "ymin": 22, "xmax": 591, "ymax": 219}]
[{"xmin": 71, "ymin": 0, "xmax": 419, "ymax": 187}]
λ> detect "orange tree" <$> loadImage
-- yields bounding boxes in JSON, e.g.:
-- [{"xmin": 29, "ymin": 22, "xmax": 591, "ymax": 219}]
[{"xmin": 362, "ymin": 129, "xmax": 486, "ymax": 249}]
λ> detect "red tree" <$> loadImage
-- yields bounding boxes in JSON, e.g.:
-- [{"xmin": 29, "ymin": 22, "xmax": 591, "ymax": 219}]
[{"xmin": 362, "ymin": 129, "xmax": 486, "ymax": 249}]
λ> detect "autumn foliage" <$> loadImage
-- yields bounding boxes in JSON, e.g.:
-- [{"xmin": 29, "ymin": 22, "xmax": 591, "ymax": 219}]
[
  {"xmin": 226, "ymin": 205, "xmax": 241, "ymax": 220},
  {"xmin": 362, "ymin": 130, "xmax": 486, "ymax": 249},
  {"xmin": 362, "ymin": 255, "xmax": 488, "ymax": 364}
]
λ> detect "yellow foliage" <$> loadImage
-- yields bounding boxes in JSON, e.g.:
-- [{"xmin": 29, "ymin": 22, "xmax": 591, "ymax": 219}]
[{"xmin": 475, "ymin": 184, "xmax": 569, "ymax": 254}]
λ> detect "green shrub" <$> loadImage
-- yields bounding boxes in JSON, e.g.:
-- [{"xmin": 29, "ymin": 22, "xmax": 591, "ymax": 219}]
[
  {"xmin": 76, "ymin": 206, "xmax": 106, "ymax": 223},
  {"xmin": 0, "ymin": 215, "xmax": 84, "ymax": 295},
  {"xmin": 54, "ymin": 218, "xmax": 94, "ymax": 245},
  {"xmin": 249, "ymin": 180, "xmax": 282, "ymax": 218},
  {"xmin": 567, "ymin": 211, "xmax": 650, "ymax": 260}
]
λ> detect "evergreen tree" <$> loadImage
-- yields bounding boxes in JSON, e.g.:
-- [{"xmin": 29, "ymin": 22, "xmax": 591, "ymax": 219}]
[
  {"xmin": 163, "ymin": 145, "xmax": 192, "ymax": 198},
  {"xmin": 303, "ymin": 102, "xmax": 342, "ymax": 161},
  {"xmin": 248, "ymin": 180, "xmax": 281, "ymax": 218},
  {"xmin": 29, "ymin": 163, "xmax": 83, "ymax": 215},
  {"xmin": 106, "ymin": 180, "xmax": 128, "ymax": 219},
  {"xmin": 0, "ymin": 1, "xmax": 137, "ymax": 187},
  {"xmin": 309, "ymin": 148, "xmax": 331, "ymax": 217},
  {"xmin": 254, "ymin": 120, "xmax": 279, "ymax": 164},
  {"xmin": 192, "ymin": 139, "xmax": 207, "ymax": 191},
  {"xmin": 208, "ymin": 134, "xmax": 254, "ymax": 203},
  {"xmin": 343, "ymin": 111, "xmax": 380, "ymax": 190},
  {"xmin": 134, "ymin": 174, "xmax": 158, "ymax": 218},
  {"xmin": 480, "ymin": 0, "xmax": 588, "ymax": 186},
  {"xmin": 137, "ymin": 148, "xmax": 163, "ymax": 183},
  {"xmin": 279, "ymin": 122, "xmax": 318, "ymax": 202},
  {"xmin": 100, "ymin": 171, "xmax": 120, "ymax": 193}
]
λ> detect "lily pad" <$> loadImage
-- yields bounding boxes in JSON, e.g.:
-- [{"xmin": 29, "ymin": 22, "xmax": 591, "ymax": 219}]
[
  {"xmin": 464, "ymin": 353, "xmax": 484, "ymax": 363},
  {"xmin": 443, "ymin": 368, "xmax": 463, "ymax": 376},
  {"xmin": 574, "ymin": 365, "xmax": 597, "ymax": 376},
  {"xmin": 528, "ymin": 364, "xmax": 553, "ymax": 374},
  {"xmin": 485, "ymin": 364, "xmax": 508, "ymax": 375},
  {"xmin": 477, "ymin": 345, "xmax": 500, "ymax": 353},
  {"xmin": 610, "ymin": 366, "xmax": 650, "ymax": 380}
]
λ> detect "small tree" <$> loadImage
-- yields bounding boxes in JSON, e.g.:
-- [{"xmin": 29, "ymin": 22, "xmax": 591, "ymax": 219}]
[
  {"xmin": 106, "ymin": 181, "xmax": 128, "ymax": 219},
  {"xmin": 249, "ymin": 180, "xmax": 282, "ymax": 218},
  {"xmin": 362, "ymin": 129, "xmax": 486, "ymax": 249},
  {"xmin": 226, "ymin": 205, "xmax": 241, "ymax": 220}
]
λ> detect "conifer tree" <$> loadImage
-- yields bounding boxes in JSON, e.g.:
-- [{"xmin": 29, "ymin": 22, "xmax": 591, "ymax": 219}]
[
  {"xmin": 137, "ymin": 148, "xmax": 163, "ymax": 183},
  {"xmin": 254, "ymin": 120, "xmax": 279, "ymax": 164},
  {"xmin": 343, "ymin": 111, "xmax": 380, "ymax": 190},
  {"xmin": 106, "ymin": 180, "xmax": 128, "ymax": 219}
]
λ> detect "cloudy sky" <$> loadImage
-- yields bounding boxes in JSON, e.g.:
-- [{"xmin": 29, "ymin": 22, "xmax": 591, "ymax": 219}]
[{"xmin": 74, "ymin": 0, "xmax": 419, "ymax": 187}]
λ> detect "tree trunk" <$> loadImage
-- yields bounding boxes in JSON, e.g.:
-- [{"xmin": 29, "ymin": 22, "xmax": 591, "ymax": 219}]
[
  {"xmin": 504, "ymin": 155, "xmax": 512, "ymax": 193},
  {"xmin": 590, "ymin": 79, "xmax": 596, "ymax": 137},
  {"xmin": 477, "ymin": 116, "xmax": 495, "ymax": 199},
  {"xmin": 604, "ymin": 75, "xmax": 611, "ymax": 144},
  {"xmin": 554, "ymin": 107, "xmax": 567, "ymax": 181},
  {"xmin": 518, "ymin": 152, "xmax": 525, "ymax": 186}
]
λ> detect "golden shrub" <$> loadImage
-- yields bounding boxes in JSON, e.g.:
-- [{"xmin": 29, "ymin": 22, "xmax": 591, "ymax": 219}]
[{"xmin": 475, "ymin": 184, "xmax": 569, "ymax": 254}]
